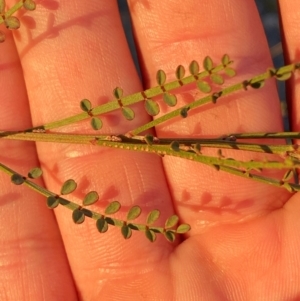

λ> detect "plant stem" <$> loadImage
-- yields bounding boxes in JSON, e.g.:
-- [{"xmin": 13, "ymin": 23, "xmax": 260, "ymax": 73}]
[{"xmin": 130, "ymin": 63, "xmax": 299, "ymax": 135}]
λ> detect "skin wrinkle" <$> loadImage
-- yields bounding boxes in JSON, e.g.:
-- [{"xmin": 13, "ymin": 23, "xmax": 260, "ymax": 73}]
[{"xmin": 2, "ymin": 0, "xmax": 300, "ymax": 299}]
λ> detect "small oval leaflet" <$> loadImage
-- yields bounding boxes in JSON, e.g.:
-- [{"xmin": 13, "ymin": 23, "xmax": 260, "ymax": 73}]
[
  {"xmin": 83, "ymin": 191, "xmax": 99, "ymax": 206},
  {"xmin": 105, "ymin": 200, "xmax": 121, "ymax": 215},
  {"xmin": 146, "ymin": 209, "xmax": 160, "ymax": 225},
  {"xmin": 113, "ymin": 87, "xmax": 123, "ymax": 99},
  {"xmin": 189, "ymin": 60, "xmax": 199, "ymax": 76},
  {"xmin": 170, "ymin": 141, "xmax": 180, "ymax": 152},
  {"xmin": 175, "ymin": 65, "xmax": 185, "ymax": 80},
  {"xmin": 145, "ymin": 229, "xmax": 156, "ymax": 242},
  {"xmin": 180, "ymin": 107, "xmax": 189, "ymax": 118},
  {"xmin": 61, "ymin": 179, "xmax": 77, "ymax": 195},
  {"xmin": 210, "ymin": 73, "xmax": 224, "ymax": 85},
  {"xmin": 222, "ymin": 54, "xmax": 230, "ymax": 66},
  {"xmin": 81, "ymin": 208, "xmax": 93, "ymax": 218},
  {"xmin": 276, "ymin": 72, "xmax": 292, "ymax": 81},
  {"xmin": 121, "ymin": 225, "xmax": 132, "ymax": 239},
  {"xmin": 91, "ymin": 117, "xmax": 103, "ymax": 130},
  {"xmin": 145, "ymin": 99, "xmax": 160, "ymax": 116},
  {"xmin": 225, "ymin": 67, "xmax": 236, "ymax": 77},
  {"xmin": 250, "ymin": 80, "xmax": 265, "ymax": 89},
  {"xmin": 165, "ymin": 215, "xmax": 179, "ymax": 228},
  {"xmin": 144, "ymin": 134, "xmax": 154, "ymax": 145},
  {"xmin": 11, "ymin": 173, "xmax": 24, "ymax": 185},
  {"xmin": 194, "ymin": 143, "xmax": 201, "ymax": 154},
  {"xmin": 72, "ymin": 209, "xmax": 85, "ymax": 224},
  {"xmin": 122, "ymin": 107, "xmax": 135, "ymax": 120},
  {"xmin": 197, "ymin": 80, "xmax": 211, "ymax": 93},
  {"xmin": 28, "ymin": 167, "xmax": 43, "ymax": 179},
  {"xmin": 46, "ymin": 196, "xmax": 59, "ymax": 209},
  {"xmin": 156, "ymin": 69, "xmax": 166, "ymax": 86},
  {"xmin": 105, "ymin": 217, "xmax": 115, "ymax": 225},
  {"xmin": 203, "ymin": 56, "xmax": 213, "ymax": 72},
  {"xmin": 96, "ymin": 218, "xmax": 108, "ymax": 233},
  {"xmin": 176, "ymin": 224, "xmax": 191, "ymax": 233},
  {"xmin": 163, "ymin": 92, "xmax": 177, "ymax": 107},
  {"xmin": 80, "ymin": 99, "xmax": 92, "ymax": 112},
  {"xmin": 127, "ymin": 205, "xmax": 142, "ymax": 221},
  {"xmin": 23, "ymin": 0, "xmax": 36, "ymax": 10},
  {"xmin": 5, "ymin": 16, "xmax": 20, "ymax": 30},
  {"xmin": 282, "ymin": 169, "xmax": 294, "ymax": 182},
  {"xmin": 164, "ymin": 230, "xmax": 176, "ymax": 242},
  {"xmin": 58, "ymin": 197, "xmax": 70, "ymax": 206}
]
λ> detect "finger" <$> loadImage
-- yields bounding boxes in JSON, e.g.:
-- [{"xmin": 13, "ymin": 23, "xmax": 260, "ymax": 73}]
[
  {"xmin": 0, "ymin": 32, "xmax": 76, "ymax": 299},
  {"xmin": 12, "ymin": 0, "xmax": 176, "ymax": 299},
  {"xmin": 128, "ymin": 0, "xmax": 289, "ymax": 233},
  {"xmin": 277, "ymin": 1, "xmax": 300, "ymax": 131}
]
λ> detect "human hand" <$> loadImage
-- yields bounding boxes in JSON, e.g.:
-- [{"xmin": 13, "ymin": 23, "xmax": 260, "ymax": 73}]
[{"xmin": 1, "ymin": 0, "xmax": 300, "ymax": 300}]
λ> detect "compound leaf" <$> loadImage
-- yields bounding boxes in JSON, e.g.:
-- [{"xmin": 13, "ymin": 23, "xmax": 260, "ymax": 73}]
[
  {"xmin": 225, "ymin": 67, "xmax": 236, "ymax": 77},
  {"xmin": 163, "ymin": 93, "xmax": 177, "ymax": 107},
  {"xmin": 91, "ymin": 117, "xmax": 103, "ymax": 130},
  {"xmin": 210, "ymin": 73, "xmax": 224, "ymax": 85},
  {"xmin": 156, "ymin": 69, "xmax": 166, "ymax": 86},
  {"xmin": 189, "ymin": 60, "xmax": 199, "ymax": 75},
  {"xmin": 145, "ymin": 229, "xmax": 156, "ymax": 242},
  {"xmin": 61, "ymin": 179, "xmax": 77, "ymax": 195},
  {"xmin": 145, "ymin": 99, "xmax": 160, "ymax": 116},
  {"xmin": 58, "ymin": 197, "xmax": 70, "ymax": 206},
  {"xmin": 164, "ymin": 230, "xmax": 176, "ymax": 242},
  {"xmin": 122, "ymin": 107, "xmax": 135, "ymax": 120},
  {"xmin": 146, "ymin": 209, "xmax": 160, "ymax": 225},
  {"xmin": 250, "ymin": 80, "xmax": 265, "ymax": 89},
  {"xmin": 46, "ymin": 196, "xmax": 59, "ymax": 209},
  {"xmin": 282, "ymin": 169, "xmax": 294, "ymax": 182},
  {"xmin": 105, "ymin": 201, "xmax": 121, "ymax": 215},
  {"xmin": 28, "ymin": 167, "xmax": 42, "ymax": 179},
  {"xmin": 83, "ymin": 191, "xmax": 99, "ymax": 206},
  {"xmin": 80, "ymin": 99, "xmax": 92, "ymax": 112},
  {"xmin": 222, "ymin": 54, "xmax": 230, "ymax": 65},
  {"xmin": 113, "ymin": 87, "xmax": 123, "ymax": 99},
  {"xmin": 96, "ymin": 217, "xmax": 108, "ymax": 233},
  {"xmin": 5, "ymin": 16, "xmax": 20, "ymax": 30},
  {"xmin": 145, "ymin": 134, "xmax": 154, "ymax": 145},
  {"xmin": 127, "ymin": 205, "xmax": 142, "ymax": 221},
  {"xmin": 276, "ymin": 72, "xmax": 292, "ymax": 81},
  {"xmin": 176, "ymin": 224, "xmax": 191, "ymax": 234},
  {"xmin": 170, "ymin": 141, "xmax": 180, "ymax": 152},
  {"xmin": 121, "ymin": 225, "xmax": 132, "ymax": 239},
  {"xmin": 197, "ymin": 80, "xmax": 211, "ymax": 93},
  {"xmin": 23, "ymin": 0, "xmax": 36, "ymax": 10},
  {"xmin": 11, "ymin": 174, "xmax": 24, "ymax": 185},
  {"xmin": 203, "ymin": 56, "xmax": 213, "ymax": 72},
  {"xmin": 180, "ymin": 107, "xmax": 189, "ymax": 118},
  {"xmin": 165, "ymin": 215, "xmax": 179, "ymax": 228},
  {"xmin": 72, "ymin": 209, "xmax": 85, "ymax": 224},
  {"xmin": 175, "ymin": 65, "xmax": 185, "ymax": 79}
]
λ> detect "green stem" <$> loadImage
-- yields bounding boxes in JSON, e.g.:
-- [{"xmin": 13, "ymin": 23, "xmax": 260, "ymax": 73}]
[
  {"xmin": 24, "ymin": 60, "xmax": 231, "ymax": 131},
  {"xmin": 94, "ymin": 139, "xmax": 297, "ymax": 170},
  {"xmin": 0, "ymin": 162, "xmax": 177, "ymax": 234},
  {"xmin": 0, "ymin": 131, "xmax": 296, "ymax": 155},
  {"xmin": 0, "ymin": 1, "xmax": 23, "ymax": 23},
  {"xmin": 130, "ymin": 63, "xmax": 299, "ymax": 135}
]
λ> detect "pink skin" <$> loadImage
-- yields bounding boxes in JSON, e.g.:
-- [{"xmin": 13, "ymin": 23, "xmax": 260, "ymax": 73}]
[{"xmin": 0, "ymin": 0, "xmax": 300, "ymax": 300}]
